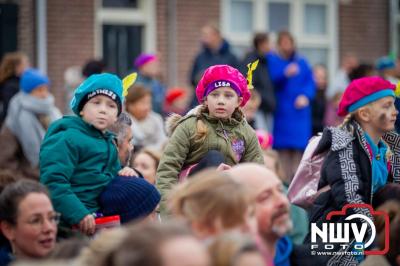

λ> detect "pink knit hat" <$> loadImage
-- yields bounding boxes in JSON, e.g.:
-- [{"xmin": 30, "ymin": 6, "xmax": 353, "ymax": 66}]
[
  {"xmin": 337, "ymin": 76, "xmax": 395, "ymax": 117},
  {"xmin": 195, "ymin": 65, "xmax": 250, "ymax": 107}
]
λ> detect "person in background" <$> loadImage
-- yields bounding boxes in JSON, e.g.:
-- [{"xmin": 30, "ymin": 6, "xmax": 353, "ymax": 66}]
[
  {"xmin": 376, "ymin": 56, "xmax": 399, "ymax": 84},
  {"xmin": 168, "ymin": 169, "xmax": 252, "ymax": 240},
  {"xmin": 0, "ymin": 52, "xmax": 29, "ymax": 126},
  {"xmin": 163, "ymin": 87, "xmax": 189, "ymax": 116},
  {"xmin": 95, "ymin": 222, "xmax": 211, "ymax": 266},
  {"xmin": 134, "ymin": 53, "xmax": 166, "ymax": 114},
  {"xmin": 108, "ymin": 112, "xmax": 135, "ymax": 167},
  {"xmin": 241, "ymin": 32, "xmax": 275, "ymax": 131},
  {"xmin": 208, "ymin": 232, "xmax": 265, "ymax": 266},
  {"xmin": 82, "ymin": 59, "xmax": 106, "ymax": 78},
  {"xmin": 189, "ymin": 23, "xmax": 239, "ymax": 107},
  {"xmin": 125, "ymin": 85, "xmax": 167, "ymax": 151},
  {"xmin": 326, "ymin": 53, "xmax": 358, "ymax": 101},
  {"xmin": 132, "ymin": 148, "xmax": 161, "ymax": 184},
  {"xmin": 229, "ymin": 164, "xmax": 294, "ymax": 266},
  {"xmin": 0, "ymin": 69, "xmax": 61, "ymax": 180},
  {"xmin": 0, "ymin": 180, "xmax": 58, "ymax": 265},
  {"xmin": 267, "ymin": 31, "xmax": 316, "ymax": 184},
  {"xmin": 242, "ymin": 90, "xmax": 261, "ymax": 129},
  {"xmin": 311, "ymin": 64, "xmax": 328, "ymax": 135}
]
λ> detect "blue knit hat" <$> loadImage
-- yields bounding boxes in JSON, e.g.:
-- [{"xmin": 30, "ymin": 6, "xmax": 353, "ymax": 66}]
[
  {"xmin": 99, "ymin": 176, "xmax": 161, "ymax": 224},
  {"xmin": 376, "ymin": 56, "xmax": 396, "ymax": 71},
  {"xmin": 70, "ymin": 73, "xmax": 124, "ymax": 115},
  {"xmin": 20, "ymin": 68, "xmax": 50, "ymax": 94}
]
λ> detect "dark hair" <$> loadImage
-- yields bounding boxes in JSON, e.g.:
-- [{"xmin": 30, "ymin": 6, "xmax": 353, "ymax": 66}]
[
  {"xmin": 125, "ymin": 85, "xmax": 152, "ymax": 106},
  {"xmin": 0, "ymin": 170, "xmax": 22, "ymax": 194},
  {"xmin": 0, "ymin": 179, "xmax": 49, "ymax": 225},
  {"xmin": 82, "ymin": 59, "xmax": 106, "ymax": 78},
  {"xmin": 277, "ymin": 30, "xmax": 294, "ymax": 45},
  {"xmin": 102, "ymin": 221, "xmax": 193, "ymax": 266},
  {"xmin": 348, "ymin": 63, "xmax": 374, "ymax": 81},
  {"xmin": 0, "ymin": 52, "xmax": 27, "ymax": 83},
  {"xmin": 49, "ymin": 237, "xmax": 90, "ymax": 259},
  {"xmin": 373, "ymin": 183, "xmax": 400, "ymax": 209},
  {"xmin": 253, "ymin": 33, "xmax": 268, "ymax": 50}
]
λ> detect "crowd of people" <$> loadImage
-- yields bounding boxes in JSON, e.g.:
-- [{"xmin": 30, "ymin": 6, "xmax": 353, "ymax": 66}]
[{"xmin": 0, "ymin": 24, "xmax": 399, "ymax": 266}]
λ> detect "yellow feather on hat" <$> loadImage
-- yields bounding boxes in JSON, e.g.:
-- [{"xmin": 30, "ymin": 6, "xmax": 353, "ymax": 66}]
[
  {"xmin": 122, "ymin": 72, "xmax": 138, "ymax": 97},
  {"xmin": 246, "ymin": 59, "xmax": 259, "ymax": 90},
  {"xmin": 395, "ymin": 81, "xmax": 400, "ymax": 98}
]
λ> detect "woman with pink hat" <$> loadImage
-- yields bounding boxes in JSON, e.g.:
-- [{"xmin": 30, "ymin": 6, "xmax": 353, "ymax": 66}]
[{"xmin": 156, "ymin": 64, "xmax": 264, "ymax": 214}]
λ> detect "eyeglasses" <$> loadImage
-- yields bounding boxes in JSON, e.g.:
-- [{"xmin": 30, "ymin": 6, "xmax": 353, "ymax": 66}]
[{"xmin": 24, "ymin": 212, "xmax": 61, "ymax": 228}]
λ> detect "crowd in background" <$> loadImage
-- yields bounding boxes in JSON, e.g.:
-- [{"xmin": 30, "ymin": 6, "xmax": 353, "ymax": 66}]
[{"xmin": 0, "ymin": 22, "xmax": 399, "ymax": 266}]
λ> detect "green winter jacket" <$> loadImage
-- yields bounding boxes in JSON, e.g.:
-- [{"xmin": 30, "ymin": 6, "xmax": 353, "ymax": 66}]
[
  {"xmin": 156, "ymin": 108, "xmax": 264, "ymax": 213},
  {"xmin": 40, "ymin": 116, "xmax": 121, "ymax": 226}
]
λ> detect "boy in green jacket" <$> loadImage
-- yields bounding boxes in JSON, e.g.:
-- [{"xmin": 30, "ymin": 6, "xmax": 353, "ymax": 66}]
[{"xmin": 40, "ymin": 73, "xmax": 135, "ymax": 235}]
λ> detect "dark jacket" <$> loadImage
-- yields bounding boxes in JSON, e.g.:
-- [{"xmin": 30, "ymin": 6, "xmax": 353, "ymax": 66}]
[
  {"xmin": 0, "ymin": 76, "xmax": 20, "ymax": 126},
  {"xmin": 311, "ymin": 90, "xmax": 327, "ymax": 135},
  {"xmin": 303, "ymin": 122, "xmax": 400, "ymax": 265},
  {"xmin": 241, "ymin": 51, "xmax": 276, "ymax": 114},
  {"xmin": 189, "ymin": 40, "xmax": 239, "ymax": 108}
]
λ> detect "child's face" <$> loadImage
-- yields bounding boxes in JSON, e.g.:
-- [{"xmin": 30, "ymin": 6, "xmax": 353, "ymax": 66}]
[
  {"xmin": 30, "ymin": 85, "xmax": 49, "ymax": 99},
  {"xmin": 133, "ymin": 152, "xmax": 157, "ymax": 184},
  {"xmin": 80, "ymin": 95, "xmax": 118, "ymax": 132},
  {"xmin": 368, "ymin": 96, "xmax": 398, "ymax": 134},
  {"xmin": 204, "ymin": 87, "xmax": 241, "ymax": 119},
  {"xmin": 243, "ymin": 98, "xmax": 260, "ymax": 121},
  {"xmin": 127, "ymin": 95, "xmax": 152, "ymax": 121}
]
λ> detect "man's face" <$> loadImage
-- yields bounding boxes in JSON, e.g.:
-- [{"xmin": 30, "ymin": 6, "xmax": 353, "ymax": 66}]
[
  {"xmin": 230, "ymin": 165, "xmax": 292, "ymax": 241},
  {"xmin": 118, "ymin": 127, "xmax": 133, "ymax": 166},
  {"xmin": 253, "ymin": 176, "xmax": 292, "ymax": 239}
]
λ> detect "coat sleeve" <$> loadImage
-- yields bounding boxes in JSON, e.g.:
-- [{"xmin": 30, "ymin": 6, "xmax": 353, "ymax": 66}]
[
  {"xmin": 40, "ymin": 134, "xmax": 90, "ymax": 225},
  {"xmin": 15, "ymin": 116, "xmax": 43, "ymax": 167},
  {"xmin": 241, "ymin": 127, "xmax": 264, "ymax": 164},
  {"xmin": 156, "ymin": 121, "xmax": 192, "ymax": 214}
]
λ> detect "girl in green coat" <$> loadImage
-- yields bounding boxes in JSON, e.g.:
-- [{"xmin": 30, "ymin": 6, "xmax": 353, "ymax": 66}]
[{"xmin": 157, "ymin": 64, "xmax": 264, "ymax": 213}]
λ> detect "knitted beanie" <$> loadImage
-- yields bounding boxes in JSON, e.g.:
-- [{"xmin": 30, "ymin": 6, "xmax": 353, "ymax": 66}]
[
  {"xmin": 70, "ymin": 73, "xmax": 124, "ymax": 115},
  {"xmin": 195, "ymin": 65, "xmax": 250, "ymax": 107},
  {"xmin": 99, "ymin": 176, "xmax": 161, "ymax": 224},
  {"xmin": 337, "ymin": 76, "xmax": 396, "ymax": 117},
  {"xmin": 20, "ymin": 68, "xmax": 50, "ymax": 94}
]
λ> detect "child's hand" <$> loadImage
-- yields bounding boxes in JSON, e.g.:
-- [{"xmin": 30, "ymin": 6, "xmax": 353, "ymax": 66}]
[
  {"xmin": 216, "ymin": 163, "xmax": 231, "ymax": 171},
  {"xmin": 118, "ymin": 166, "xmax": 138, "ymax": 177},
  {"xmin": 79, "ymin": 214, "xmax": 96, "ymax": 235}
]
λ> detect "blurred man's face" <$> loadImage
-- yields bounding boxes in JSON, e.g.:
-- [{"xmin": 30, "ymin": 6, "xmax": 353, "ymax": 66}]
[
  {"xmin": 140, "ymin": 60, "xmax": 160, "ymax": 78},
  {"xmin": 313, "ymin": 66, "xmax": 327, "ymax": 90},
  {"xmin": 229, "ymin": 165, "xmax": 293, "ymax": 242},
  {"xmin": 118, "ymin": 127, "xmax": 133, "ymax": 166},
  {"xmin": 278, "ymin": 36, "xmax": 294, "ymax": 56},
  {"xmin": 201, "ymin": 26, "xmax": 221, "ymax": 50}
]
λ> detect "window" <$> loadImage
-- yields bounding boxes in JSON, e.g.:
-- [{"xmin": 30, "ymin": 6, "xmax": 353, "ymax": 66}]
[
  {"xmin": 95, "ymin": 0, "xmax": 156, "ymax": 77},
  {"xmin": 222, "ymin": 0, "xmax": 337, "ymax": 79},
  {"xmin": 230, "ymin": 0, "xmax": 252, "ymax": 33},
  {"xmin": 268, "ymin": 2, "xmax": 290, "ymax": 32}
]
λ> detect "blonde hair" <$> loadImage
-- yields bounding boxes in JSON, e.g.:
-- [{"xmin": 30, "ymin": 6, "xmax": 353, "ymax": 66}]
[
  {"xmin": 133, "ymin": 148, "xmax": 162, "ymax": 169},
  {"xmin": 208, "ymin": 232, "xmax": 260, "ymax": 266},
  {"xmin": 0, "ymin": 52, "xmax": 27, "ymax": 83},
  {"xmin": 169, "ymin": 169, "xmax": 249, "ymax": 229}
]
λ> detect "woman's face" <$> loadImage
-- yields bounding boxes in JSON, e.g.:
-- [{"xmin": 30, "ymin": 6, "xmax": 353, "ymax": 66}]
[
  {"xmin": 4, "ymin": 193, "xmax": 58, "ymax": 258},
  {"xmin": 133, "ymin": 152, "xmax": 157, "ymax": 184}
]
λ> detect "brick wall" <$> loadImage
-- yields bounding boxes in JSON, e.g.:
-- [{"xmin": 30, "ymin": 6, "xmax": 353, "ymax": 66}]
[
  {"xmin": 157, "ymin": 0, "xmax": 220, "ymax": 89},
  {"xmin": 339, "ymin": 0, "xmax": 389, "ymax": 63},
  {"xmin": 18, "ymin": 0, "xmax": 36, "ymax": 65},
  {"xmin": 47, "ymin": 0, "xmax": 95, "ymax": 111}
]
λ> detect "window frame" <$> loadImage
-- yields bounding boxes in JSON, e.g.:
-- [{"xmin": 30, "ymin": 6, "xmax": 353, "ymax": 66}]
[{"xmin": 221, "ymin": 0, "xmax": 338, "ymax": 82}]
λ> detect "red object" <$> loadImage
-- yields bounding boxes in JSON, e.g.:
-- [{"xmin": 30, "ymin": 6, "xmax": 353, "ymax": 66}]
[
  {"xmin": 337, "ymin": 76, "xmax": 395, "ymax": 117},
  {"xmin": 95, "ymin": 215, "xmax": 121, "ymax": 231},
  {"xmin": 165, "ymin": 88, "xmax": 186, "ymax": 105},
  {"xmin": 195, "ymin": 65, "xmax": 250, "ymax": 107}
]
